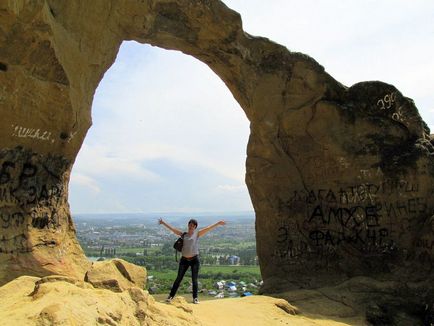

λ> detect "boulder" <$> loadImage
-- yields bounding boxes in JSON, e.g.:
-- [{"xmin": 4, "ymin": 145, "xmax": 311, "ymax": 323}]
[
  {"xmin": 84, "ymin": 259, "xmax": 147, "ymax": 292},
  {"xmin": 0, "ymin": 275, "xmax": 199, "ymax": 325}
]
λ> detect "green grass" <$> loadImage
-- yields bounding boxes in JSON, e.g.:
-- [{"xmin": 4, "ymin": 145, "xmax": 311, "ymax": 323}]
[
  {"xmin": 148, "ymin": 265, "xmax": 260, "ymax": 279},
  {"xmin": 200, "ymin": 265, "xmax": 260, "ymax": 274},
  {"xmin": 149, "ymin": 269, "xmax": 178, "ymax": 281},
  {"xmin": 200, "ymin": 240, "xmax": 256, "ymax": 248},
  {"xmin": 82, "ymin": 246, "xmax": 161, "ymax": 257},
  {"xmin": 115, "ymin": 247, "xmax": 145, "ymax": 254}
]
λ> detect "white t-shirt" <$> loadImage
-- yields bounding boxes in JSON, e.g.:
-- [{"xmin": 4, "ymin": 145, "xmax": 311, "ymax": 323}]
[{"xmin": 182, "ymin": 229, "xmax": 199, "ymax": 257}]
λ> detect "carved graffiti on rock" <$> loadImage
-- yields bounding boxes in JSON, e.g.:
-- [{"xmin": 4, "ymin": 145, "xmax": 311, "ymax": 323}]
[
  {"xmin": 0, "ymin": 148, "xmax": 69, "ymax": 241},
  {"xmin": 377, "ymin": 92, "xmax": 396, "ymax": 111},
  {"xmin": 0, "ymin": 233, "xmax": 28, "ymax": 253},
  {"xmin": 11, "ymin": 125, "xmax": 54, "ymax": 143},
  {"xmin": 0, "ymin": 161, "xmax": 15, "ymax": 185},
  {"xmin": 275, "ymin": 178, "xmax": 432, "ymax": 269},
  {"xmin": 376, "ymin": 92, "xmax": 408, "ymax": 124},
  {"xmin": 283, "ymin": 180, "xmax": 421, "ymax": 209},
  {"xmin": 0, "ymin": 160, "xmax": 66, "ymax": 207},
  {"xmin": 0, "ymin": 186, "xmax": 18, "ymax": 206},
  {"xmin": 0, "ymin": 212, "xmax": 24, "ymax": 229}
]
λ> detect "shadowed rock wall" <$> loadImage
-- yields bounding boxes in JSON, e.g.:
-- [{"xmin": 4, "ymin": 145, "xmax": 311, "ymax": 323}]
[{"xmin": 0, "ymin": 0, "xmax": 433, "ymax": 297}]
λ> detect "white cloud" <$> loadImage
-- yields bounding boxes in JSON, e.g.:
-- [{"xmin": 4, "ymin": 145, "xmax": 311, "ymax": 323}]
[
  {"xmin": 73, "ymin": 143, "xmax": 160, "ymax": 181},
  {"xmin": 69, "ymin": 173, "xmax": 101, "ymax": 194},
  {"xmin": 81, "ymin": 44, "xmax": 249, "ymax": 185}
]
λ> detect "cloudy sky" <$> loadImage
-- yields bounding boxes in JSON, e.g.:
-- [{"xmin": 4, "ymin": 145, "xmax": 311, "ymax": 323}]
[{"xmin": 69, "ymin": 0, "xmax": 434, "ymax": 215}]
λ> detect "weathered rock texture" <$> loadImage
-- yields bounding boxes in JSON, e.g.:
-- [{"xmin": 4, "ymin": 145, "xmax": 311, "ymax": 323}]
[
  {"xmin": 276, "ymin": 276, "xmax": 434, "ymax": 325},
  {"xmin": 0, "ymin": 0, "xmax": 433, "ymax": 310},
  {"xmin": 85, "ymin": 258, "xmax": 147, "ymax": 292},
  {"xmin": 0, "ymin": 275, "xmax": 201, "ymax": 325},
  {"xmin": 0, "ymin": 275, "xmax": 317, "ymax": 326}
]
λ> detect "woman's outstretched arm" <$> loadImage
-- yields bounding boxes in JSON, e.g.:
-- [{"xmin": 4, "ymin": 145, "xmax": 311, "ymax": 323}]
[
  {"xmin": 158, "ymin": 218, "xmax": 183, "ymax": 236},
  {"xmin": 198, "ymin": 220, "xmax": 226, "ymax": 237}
]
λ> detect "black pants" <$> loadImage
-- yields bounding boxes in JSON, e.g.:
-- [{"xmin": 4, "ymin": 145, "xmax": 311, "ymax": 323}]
[{"xmin": 169, "ymin": 256, "xmax": 200, "ymax": 299}]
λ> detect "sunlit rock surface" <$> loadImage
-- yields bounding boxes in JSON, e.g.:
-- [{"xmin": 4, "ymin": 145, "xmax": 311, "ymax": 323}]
[
  {"xmin": 85, "ymin": 258, "xmax": 147, "ymax": 292},
  {"xmin": 0, "ymin": 1, "xmax": 433, "ymax": 322},
  {"xmin": 0, "ymin": 275, "xmax": 201, "ymax": 325}
]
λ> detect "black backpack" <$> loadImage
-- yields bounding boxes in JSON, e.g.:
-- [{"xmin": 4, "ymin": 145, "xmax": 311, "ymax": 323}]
[{"xmin": 173, "ymin": 232, "xmax": 186, "ymax": 261}]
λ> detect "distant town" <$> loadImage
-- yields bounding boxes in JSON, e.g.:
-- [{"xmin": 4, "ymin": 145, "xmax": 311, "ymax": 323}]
[{"xmin": 74, "ymin": 212, "xmax": 261, "ymax": 298}]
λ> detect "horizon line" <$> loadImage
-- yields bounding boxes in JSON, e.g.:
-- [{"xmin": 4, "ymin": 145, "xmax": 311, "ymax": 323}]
[{"xmin": 72, "ymin": 210, "xmax": 255, "ymax": 216}]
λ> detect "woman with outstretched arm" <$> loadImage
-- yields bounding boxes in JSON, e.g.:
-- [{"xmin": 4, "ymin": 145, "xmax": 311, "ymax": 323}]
[{"xmin": 158, "ymin": 217, "xmax": 226, "ymax": 304}]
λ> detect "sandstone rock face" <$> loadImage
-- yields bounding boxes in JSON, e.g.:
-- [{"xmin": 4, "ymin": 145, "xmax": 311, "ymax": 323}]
[
  {"xmin": 85, "ymin": 259, "xmax": 147, "ymax": 292},
  {"xmin": 277, "ymin": 276, "xmax": 434, "ymax": 325},
  {"xmin": 0, "ymin": 275, "xmax": 200, "ymax": 325},
  {"xmin": 0, "ymin": 0, "xmax": 433, "ymax": 304}
]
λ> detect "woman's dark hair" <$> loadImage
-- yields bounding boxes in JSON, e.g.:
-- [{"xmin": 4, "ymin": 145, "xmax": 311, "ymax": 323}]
[{"xmin": 188, "ymin": 219, "xmax": 198, "ymax": 228}]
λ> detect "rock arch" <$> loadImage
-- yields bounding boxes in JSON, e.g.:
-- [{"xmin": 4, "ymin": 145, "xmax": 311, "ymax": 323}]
[{"xmin": 0, "ymin": 0, "xmax": 433, "ymax": 295}]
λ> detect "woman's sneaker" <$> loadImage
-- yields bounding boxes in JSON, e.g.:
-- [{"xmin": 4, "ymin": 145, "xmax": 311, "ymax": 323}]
[
  {"xmin": 193, "ymin": 298, "xmax": 199, "ymax": 304},
  {"xmin": 166, "ymin": 296, "xmax": 173, "ymax": 303}
]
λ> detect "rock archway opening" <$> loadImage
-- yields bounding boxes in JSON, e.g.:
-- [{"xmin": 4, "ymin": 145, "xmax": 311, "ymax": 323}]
[
  {"xmin": 69, "ymin": 42, "xmax": 260, "ymax": 286},
  {"xmin": 68, "ymin": 40, "xmax": 257, "ymax": 299},
  {"xmin": 70, "ymin": 41, "xmax": 252, "ymax": 216}
]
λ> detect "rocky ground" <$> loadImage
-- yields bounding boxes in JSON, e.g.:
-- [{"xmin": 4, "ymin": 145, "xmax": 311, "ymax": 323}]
[
  {"xmin": 0, "ymin": 258, "xmax": 432, "ymax": 325},
  {"xmin": 0, "ymin": 274, "xmax": 355, "ymax": 326}
]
